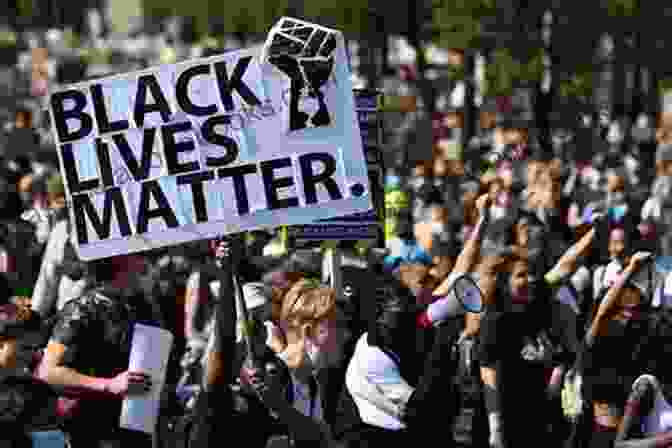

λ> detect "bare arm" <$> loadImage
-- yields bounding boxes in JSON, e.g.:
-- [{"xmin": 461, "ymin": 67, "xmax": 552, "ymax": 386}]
[
  {"xmin": 36, "ymin": 342, "xmax": 110, "ymax": 398},
  {"xmin": 433, "ymin": 193, "xmax": 492, "ymax": 297},
  {"xmin": 586, "ymin": 254, "xmax": 650, "ymax": 346},
  {"xmin": 203, "ymin": 257, "xmax": 236, "ymax": 392},
  {"xmin": 545, "ymin": 228, "xmax": 595, "ymax": 286}
]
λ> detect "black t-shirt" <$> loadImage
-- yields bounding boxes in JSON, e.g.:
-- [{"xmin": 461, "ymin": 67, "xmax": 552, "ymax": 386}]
[
  {"xmin": 579, "ymin": 317, "xmax": 649, "ymax": 405},
  {"xmin": 0, "ymin": 369, "xmax": 59, "ymax": 445},
  {"xmin": 50, "ymin": 287, "xmax": 156, "ymax": 431},
  {"xmin": 189, "ymin": 386, "xmax": 290, "ymax": 448}
]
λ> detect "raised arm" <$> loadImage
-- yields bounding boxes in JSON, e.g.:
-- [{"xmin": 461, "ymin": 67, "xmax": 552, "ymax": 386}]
[
  {"xmin": 586, "ymin": 252, "xmax": 651, "ymax": 346},
  {"xmin": 203, "ymin": 243, "xmax": 237, "ymax": 391},
  {"xmin": 545, "ymin": 227, "xmax": 596, "ymax": 287},
  {"xmin": 415, "ymin": 195, "xmax": 491, "ymax": 334},
  {"xmin": 433, "ymin": 193, "xmax": 492, "ymax": 297}
]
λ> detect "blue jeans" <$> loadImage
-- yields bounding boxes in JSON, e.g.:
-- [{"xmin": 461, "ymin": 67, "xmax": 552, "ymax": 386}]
[{"xmin": 29, "ymin": 430, "xmax": 67, "ymax": 448}]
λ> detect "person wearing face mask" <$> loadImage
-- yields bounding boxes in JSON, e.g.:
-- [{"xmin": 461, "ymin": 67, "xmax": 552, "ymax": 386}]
[
  {"xmin": 612, "ymin": 273, "xmax": 672, "ymax": 448},
  {"xmin": 189, "ymin": 238, "xmax": 335, "ymax": 448},
  {"xmin": 576, "ymin": 252, "xmax": 653, "ymax": 448},
  {"xmin": 478, "ymin": 200, "xmax": 584, "ymax": 448},
  {"xmin": 582, "ymin": 167, "xmax": 633, "ymax": 227},
  {"xmin": 641, "ymin": 144, "xmax": 672, "ymax": 255},
  {"xmin": 333, "ymin": 194, "xmax": 491, "ymax": 448},
  {"xmin": 276, "ymin": 280, "xmax": 348, "ymax": 426},
  {"xmin": 592, "ymin": 227, "xmax": 628, "ymax": 302},
  {"xmin": 479, "ymin": 254, "xmax": 558, "ymax": 448}
]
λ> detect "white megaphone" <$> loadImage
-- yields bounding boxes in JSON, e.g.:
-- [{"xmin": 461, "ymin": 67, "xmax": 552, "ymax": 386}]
[{"xmin": 427, "ymin": 273, "xmax": 484, "ymax": 325}]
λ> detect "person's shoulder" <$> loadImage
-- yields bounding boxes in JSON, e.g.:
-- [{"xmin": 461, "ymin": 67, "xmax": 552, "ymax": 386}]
[
  {"xmin": 353, "ymin": 334, "xmax": 399, "ymax": 373},
  {"xmin": 61, "ymin": 290, "xmax": 113, "ymax": 317}
]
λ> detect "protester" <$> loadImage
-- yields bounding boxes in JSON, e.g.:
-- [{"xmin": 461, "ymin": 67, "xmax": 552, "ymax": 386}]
[
  {"xmin": 0, "ymin": 302, "xmax": 63, "ymax": 448},
  {"xmin": 578, "ymin": 251, "xmax": 653, "ymax": 448},
  {"xmin": 36, "ymin": 254, "xmax": 158, "ymax": 448},
  {"xmin": 188, "ymin": 238, "xmax": 333, "ymax": 448},
  {"xmin": 2, "ymin": 16, "xmax": 672, "ymax": 448}
]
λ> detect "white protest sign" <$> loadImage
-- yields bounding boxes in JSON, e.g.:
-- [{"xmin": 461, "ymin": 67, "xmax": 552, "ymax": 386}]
[
  {"xmin": 48, "ymin": 17, "xmax": 371, "ymax": 260},
  {"xmin": 120, "ymin": 323, "xmax": 173, "ymax": 434}
]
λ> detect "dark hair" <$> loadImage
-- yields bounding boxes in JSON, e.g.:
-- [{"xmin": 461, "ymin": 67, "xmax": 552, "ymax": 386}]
[
  {"xmin": 367, "ymin": 274, "xmax": 417, "ymax": 350},
  {"xmin": 87, "ymin": 257, "xmax": 117, "ymax": 284}
]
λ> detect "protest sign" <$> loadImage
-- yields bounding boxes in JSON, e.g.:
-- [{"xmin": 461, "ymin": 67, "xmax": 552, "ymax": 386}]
[
  {"xmin": 290, "ymin": 89, "xmax": 383, "ymax": 241},
  {"xmin": 48, "ymin": 17, "xmax": 371, "ymax": 260},
  {"xmin": 120, "ymin": 323, "xmax": 173, "ymax": 434}
]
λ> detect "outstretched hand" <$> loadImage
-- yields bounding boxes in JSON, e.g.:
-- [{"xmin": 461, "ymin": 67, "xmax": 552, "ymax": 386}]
[{"xmin": 628, "ymin": 251, "xmax": 653, "ymax": 271}]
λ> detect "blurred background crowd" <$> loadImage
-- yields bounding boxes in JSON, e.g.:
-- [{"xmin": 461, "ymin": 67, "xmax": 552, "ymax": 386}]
[{"xmin": 2, "ymin": 2, "xmax": 672, "ymax": 446}]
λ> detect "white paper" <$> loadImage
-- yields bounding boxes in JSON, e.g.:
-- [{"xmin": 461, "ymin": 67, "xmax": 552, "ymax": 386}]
[
  {"xmin": 120, "ymin": 323, "xmax": 174, "ymax": 434},
  {"xmin": 664, "ymin": 272, "xmax": 672, "ymax": 297}
]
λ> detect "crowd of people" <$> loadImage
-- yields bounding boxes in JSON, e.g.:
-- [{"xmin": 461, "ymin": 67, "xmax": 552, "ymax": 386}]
[{"xmin": 4, "ymin": 16, "xmax": 672, "ymax": 448}]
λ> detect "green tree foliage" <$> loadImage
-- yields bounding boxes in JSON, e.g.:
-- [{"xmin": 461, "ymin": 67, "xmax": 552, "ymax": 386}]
[
  {"xmin": 16, "ymin": 0, "xmax": 33, "ymax": 17},
  {"xmin": 142, "ymin": 0, "xmax": 289, "ymax": 36},
  {"xmin": 433, "ymin": 0, "xmax": 497, "ymax": 50},
  {"xmin": 302, "ymin": 1, "xmax": 375, "ymax": 36}
]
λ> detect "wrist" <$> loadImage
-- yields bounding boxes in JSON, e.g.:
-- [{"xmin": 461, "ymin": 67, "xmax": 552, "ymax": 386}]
[{"xmin": 86, "ymin": 377, "xmax": 114, "ymax": 397}]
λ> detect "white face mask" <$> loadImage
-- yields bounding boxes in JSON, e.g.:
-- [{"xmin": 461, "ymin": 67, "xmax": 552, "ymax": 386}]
[{"xmin": 431, "ymin": 221, "xmax": 445, "ymax": 235}]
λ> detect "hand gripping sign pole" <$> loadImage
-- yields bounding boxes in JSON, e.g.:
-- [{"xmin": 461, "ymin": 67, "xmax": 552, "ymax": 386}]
[{"xmin": 214, "ymin": 235, "xmax": 256, "ymax": 358}]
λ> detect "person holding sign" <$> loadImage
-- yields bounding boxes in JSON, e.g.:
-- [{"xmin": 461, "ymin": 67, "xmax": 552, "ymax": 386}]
[
  {"xmin": 36, "ymin": 254, "xmax": 159, "ymax": 448},
  {"xmin": 189, "ymin": 237, "xmax": 337, "ymax": 448}
]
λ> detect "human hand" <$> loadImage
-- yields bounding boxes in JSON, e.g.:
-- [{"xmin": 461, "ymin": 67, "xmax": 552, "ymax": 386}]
[
  {"xmin": 628, "ymin": 251, "xmax": 653, "ymax": 271},
  {"xmin": 106, "ymin": 370, "xmax": 152, "ymax": 397},
  {"xmin": 241, "ymin": 357, "xmax": 288, "ymax": 413}
]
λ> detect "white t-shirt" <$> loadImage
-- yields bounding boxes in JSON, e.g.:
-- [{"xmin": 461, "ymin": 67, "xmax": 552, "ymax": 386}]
[{"xmin": 346, "ymin": 334, "xmax": 414, "ymax": 430}]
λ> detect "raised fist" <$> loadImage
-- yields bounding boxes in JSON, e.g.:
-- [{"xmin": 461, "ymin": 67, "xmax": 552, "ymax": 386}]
[{"xmin": 265, "ymin": 19, "xmax": 337, "ymax": 132}]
